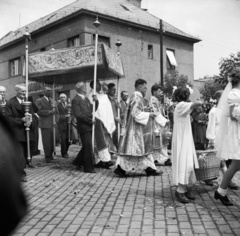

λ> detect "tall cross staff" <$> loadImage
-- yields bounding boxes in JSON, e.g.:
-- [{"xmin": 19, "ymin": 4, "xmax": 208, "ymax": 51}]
[
  {"xmin": 22, "ymin": 27, "xmax": 32, "ymax": 163},
  {"xmin": 92, "ymin": 16, "xmax": 101, "ymax": 149}
]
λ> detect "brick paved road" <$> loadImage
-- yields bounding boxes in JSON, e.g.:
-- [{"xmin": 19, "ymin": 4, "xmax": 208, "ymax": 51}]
[{"xmin": 12, "ymin": 145, "xmax": 240, "ymax": 236}]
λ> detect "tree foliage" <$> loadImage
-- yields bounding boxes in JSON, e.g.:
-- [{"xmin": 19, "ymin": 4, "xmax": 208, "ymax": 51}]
[
  {"xmin": 216, "ymin": 51, "xmax": 240, "ymax": 85},
  {"xmin": 198, "ymin": 76, "xmax": 225, "ymax": 101},
  {"xmin": 163, "ymin": 70, "xmax": 192, "ymax": 99}
]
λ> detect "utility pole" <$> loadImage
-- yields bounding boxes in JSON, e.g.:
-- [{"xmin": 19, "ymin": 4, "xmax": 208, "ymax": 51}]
[{"xmin": 160, "ymin": 19, "xmax": 164, "ymax": 88}]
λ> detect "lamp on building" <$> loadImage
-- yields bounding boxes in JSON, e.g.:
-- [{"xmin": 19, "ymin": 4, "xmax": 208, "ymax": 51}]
[
  {"xmin": 92, "ymin": 16, "xmax": 101, "ymax": 148},
  {"xmin": 115, "ymin": 39, "xmax": 122, "ymax": 56},
  {"xmin": 115, "ymin": 39, "xmax": 122, "ymax": 141},
  {"xmin": 22, "ymin": 26, "xmax": 32, "ymax": 163}
]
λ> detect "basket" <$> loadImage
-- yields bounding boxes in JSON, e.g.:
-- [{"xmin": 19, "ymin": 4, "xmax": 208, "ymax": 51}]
[{"xmin": 194, "ymin": 149, "xmax": 220, "ymax": 181}]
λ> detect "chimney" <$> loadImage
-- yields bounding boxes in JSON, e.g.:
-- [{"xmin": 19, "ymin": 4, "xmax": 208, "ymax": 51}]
[{"xmin": 127, "ymin": 0, "xmax": 142, "ymax": 8}]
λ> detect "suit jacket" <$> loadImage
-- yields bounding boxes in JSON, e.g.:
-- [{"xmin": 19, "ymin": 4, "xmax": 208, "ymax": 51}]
[
  {"xmin": 57, "ymin": 101, "xmax": 68, "ymax": 130},
  {"xmin": 36, "ymin": 96, "xmax": 55, "ymax": 129},
  {"xmin": 120, "ymin": 100, "xmax": 128, "ymax": 119},
  {"xmin": 71, "ymin": 94, "xmax": 98, "ymax": 134},
  {"xmin": 5, "ymin": 97, "xmax": 35, "ymax": 142},
  {"xmin": 108, "ymin": 95, "xmax": 118, "ymax": 119}
]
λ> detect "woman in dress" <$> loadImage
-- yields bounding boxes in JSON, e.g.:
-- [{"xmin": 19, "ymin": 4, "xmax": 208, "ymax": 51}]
[
  {"xmin": 172, "ymin": 86, "xmax": 202, "ymax": 203},
  {"xmin": 215, "ymin": 66, "xmax": 240, "ymax": 206}
]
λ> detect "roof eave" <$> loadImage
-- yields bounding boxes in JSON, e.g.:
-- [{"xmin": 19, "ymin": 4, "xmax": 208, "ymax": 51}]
[{"xmin": 0, "ymin": 8, "xmax": 201, "ymax": 50}]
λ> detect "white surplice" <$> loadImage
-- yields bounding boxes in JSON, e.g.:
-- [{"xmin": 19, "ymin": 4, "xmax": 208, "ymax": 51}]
[
  {"xmin": 87, "ymin": 90, "xmax": 116, "ymax": 163},
  {"xmin": 172, "ymin": 102, "xmax": 199, "ymax": 185}
]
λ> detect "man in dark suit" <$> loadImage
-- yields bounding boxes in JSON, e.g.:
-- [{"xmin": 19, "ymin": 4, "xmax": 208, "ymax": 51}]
[
  {"xmin": 72, "ymin": 82, "xmax": 98, "ymax": 173},
  {"xmin": 36, "ymin": 87, "xmax": 56, "ymax": 163},
  {"xmin": 57, "ymin": 93, "xmax": 70, "ymax": 158},
  {"xmin": 5, "ymin": 83, "xmax": 36, "ymax": 170},
  {"xmin": 120, "ymin": 90, "xmax": 128, "ymax": 121}
]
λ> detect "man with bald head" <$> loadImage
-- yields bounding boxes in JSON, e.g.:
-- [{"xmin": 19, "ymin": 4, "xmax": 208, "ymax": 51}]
[
  {"xmin": 5, "ymin": 83, "xmax": 36, "ymax": 172},
  {"xmin": 36, "ymin": 87, "xmax": 56, "ymax": 163},
  {"xmin": 71, "ymin": 82, "xmax": 98, "ymax": 173}
]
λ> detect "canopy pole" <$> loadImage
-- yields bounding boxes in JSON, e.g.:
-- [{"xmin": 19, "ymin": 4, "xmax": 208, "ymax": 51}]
[
  {"xmin": 117, "ymin": 78, "xmax": 120, "ymax": 141},
  {"xmin": 52, "ymin": 79, "xmax": 56, "ymax": 155},
  {"xmin": 22, "ymin": 27, "xmax": 32, "ymax": 163},
  {"xmin": 92, "ymin": 16, "xmax": 101, "ymax": 150},
  {"xmin": 67, "ymin": 98, "xmax": 72, "ymax": 143},
  {"xmin": 115, "ymin": 39, "xmax": 122, "ymax": 142}
]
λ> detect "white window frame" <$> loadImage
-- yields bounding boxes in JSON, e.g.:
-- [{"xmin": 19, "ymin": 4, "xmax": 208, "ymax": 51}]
[
  {"xmin": 166, "ymin": 49, "xmax": 177, "ymax": 69},
  {"xmin": 10, "ymin": 58, "xmax": 20, "ymax": 76}
]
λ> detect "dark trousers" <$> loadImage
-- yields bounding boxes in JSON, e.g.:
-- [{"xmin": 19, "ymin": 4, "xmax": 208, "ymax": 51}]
[
  {"xmin": 41, "ymin": 128, "xmax": 54, "ymax": 159},
  {"xmin": 59, "ymin": 129, "xmax": 69, "ymax": 156},
  {"xmin": 72, "ymin": 132, "xmax": 94, "ymax": 172}
]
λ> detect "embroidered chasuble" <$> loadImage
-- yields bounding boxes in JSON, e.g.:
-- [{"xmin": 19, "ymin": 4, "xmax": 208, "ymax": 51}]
[{"xmin": 118, "ymin": 91, "xmax": 154, "ymax": 157}]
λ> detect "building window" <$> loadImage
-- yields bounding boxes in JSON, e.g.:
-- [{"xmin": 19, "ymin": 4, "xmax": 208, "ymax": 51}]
[
  {"xmin": 148, "ymin": 45, "xmax": 153, "ymax": 59},
  {"xmin": 68, "ymin": 35, "xmax": 80, "ymax": 47},
  {"xmin": 40, "ymin": 47, "xmax": 46, "ymax": 52},
  {"xmin": 10, "ymin": 58, "xmax": 21, "ymax": 76},
  {"xmin": 166, "ymin": 49, "xmax": 177, "ymax": 70},
  {"xmin": 93, "ymin": 35, "xmax": 110, "ymax": 47}
]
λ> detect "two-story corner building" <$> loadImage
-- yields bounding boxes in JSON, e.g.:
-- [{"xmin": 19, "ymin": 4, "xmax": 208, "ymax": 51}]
[{"xmin": 0, "ymin": 0, "xmax": 200, "ymax": 100}]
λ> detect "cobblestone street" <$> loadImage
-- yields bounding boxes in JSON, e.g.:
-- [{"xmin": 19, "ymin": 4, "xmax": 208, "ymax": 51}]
[{"xmin": 12, "ymin": 145, "xmax": 240, "ymax": 236}]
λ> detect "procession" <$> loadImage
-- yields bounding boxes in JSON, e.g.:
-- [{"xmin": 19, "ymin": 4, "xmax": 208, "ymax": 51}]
[{"xmin": 1, "ymin": 0, "xmax": 240, "ymax": 236}]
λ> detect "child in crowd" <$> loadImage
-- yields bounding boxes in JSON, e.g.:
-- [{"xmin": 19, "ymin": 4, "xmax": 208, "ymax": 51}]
[
  {"xmin": 191, "ymin": 105, "xmax": 208, "ymax": 150},
  {"xmin": 172, "ymin": 86, "xmax": 202, "ymax": 203}
]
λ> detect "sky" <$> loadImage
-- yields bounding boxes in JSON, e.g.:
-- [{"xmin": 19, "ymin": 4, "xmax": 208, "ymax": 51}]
[{"xmin": 0, "ymin": 0, "xmax": 240, "ymax": 80}]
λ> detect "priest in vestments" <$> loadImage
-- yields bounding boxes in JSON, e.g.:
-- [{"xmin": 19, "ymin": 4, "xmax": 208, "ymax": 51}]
[
  {"xmin": 149, "ymin": 84, "xmax": 172, "ymax": 166},
  {"xmin": 114, "ymin": 79, "xmax": 162, "ymax": 177}
]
